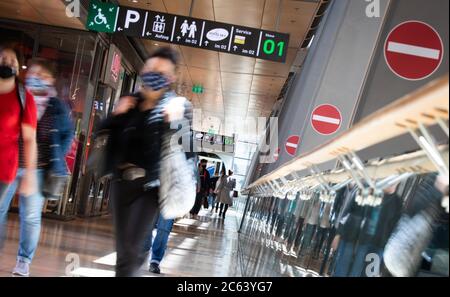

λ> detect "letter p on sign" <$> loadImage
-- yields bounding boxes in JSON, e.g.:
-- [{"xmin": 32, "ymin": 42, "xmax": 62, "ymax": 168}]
[{"xmin": 125, "ymin": 10, "xmax": 140, "ymax": 28}]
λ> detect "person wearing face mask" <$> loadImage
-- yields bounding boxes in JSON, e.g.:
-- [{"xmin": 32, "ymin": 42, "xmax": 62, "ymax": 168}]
[
  {"xmin": 0, "ymin": 45, "xmax": 38, "ymax": 260},
  {"xmin": 98, "ymin": 47, "xmax": 193, "ymax": 277},
  {"xmin": 0, "ymin": 58, "xmax": 73, "ymax": 276}
]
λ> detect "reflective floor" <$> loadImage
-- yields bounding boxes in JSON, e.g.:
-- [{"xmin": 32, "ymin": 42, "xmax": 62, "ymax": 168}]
[{"xmin": 0, "ymin": 208, "xmax": 241, "ymax": 277}]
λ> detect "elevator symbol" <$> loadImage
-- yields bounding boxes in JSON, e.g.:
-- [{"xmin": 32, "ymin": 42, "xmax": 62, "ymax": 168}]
[{"xmin": 153, "ymin": 15, "xmax": 166, "ymax": 33}]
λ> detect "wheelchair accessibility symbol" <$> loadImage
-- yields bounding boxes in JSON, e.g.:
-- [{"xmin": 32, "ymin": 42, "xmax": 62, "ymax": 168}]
[
  {"xmin": 87, "ymin": 2, "xmax": 117, "ymax": 32},
  {"xmin": 94, "ymin": 9, "xmax": 108, "ymax": 25}
]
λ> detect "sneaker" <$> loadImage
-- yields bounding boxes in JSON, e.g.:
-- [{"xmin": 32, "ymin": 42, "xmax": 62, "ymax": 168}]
[
  {"xmin": 149, "ymin": 262, "xmax": 160, "ymax": 274},
  {"xmin": 12, "ymin": 261, "xmax": 30, "ymax": 277}
]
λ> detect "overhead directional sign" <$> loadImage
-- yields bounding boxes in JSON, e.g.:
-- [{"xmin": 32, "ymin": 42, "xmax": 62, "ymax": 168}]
[
  {"xmin": 384, "ymin": 21, "xmax": 444, "ymax": 81},
  {"xmin": 86, "ymin": 0, "xmax": 289, "ymax": 63}
]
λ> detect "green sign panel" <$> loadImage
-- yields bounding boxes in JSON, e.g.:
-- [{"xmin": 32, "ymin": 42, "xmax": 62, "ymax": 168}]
[
  {"xmin": 86, "ymin": 1, "xmax": 118, "ymax": 33},
  {"xmin": 192, "ymin": 84, "xmax": 204, "ymax": 94}
]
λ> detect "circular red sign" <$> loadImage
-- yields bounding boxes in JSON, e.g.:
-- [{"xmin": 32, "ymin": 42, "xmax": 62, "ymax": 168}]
[
  {"xmin": 311, "ymin": 104, "xmax": 342, "ymax": 135},
  {"xmin": 384, "ymin": 21, "xmax": 444, "ymax": 81},
  {"xmin": 285, "ymin": 135, "xmax": 300, "ymax": 156}
]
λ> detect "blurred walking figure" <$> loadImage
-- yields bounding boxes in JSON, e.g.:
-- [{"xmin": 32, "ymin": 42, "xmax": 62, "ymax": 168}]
[
  {"xmin": 190, "ymin": 159, "xmax": 210, "ymax": 217},
  {"xmin": 215, "ymin": 169, "xmax": 236, "ymax": 219},
  {"xmin": 99, "ymin": 47, "xmax": 192, "ymax": 277},
  {"xmin": 1, "ymin": 58, "xmax": 73, "ymax": 276},
  {"xmin": 0, "ymin": 45, "xmax": 39, "ymax": 275}
]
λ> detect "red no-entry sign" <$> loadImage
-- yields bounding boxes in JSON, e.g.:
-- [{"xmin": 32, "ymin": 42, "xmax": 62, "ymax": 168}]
[
  {"xmin": 384, "ymin": 21, "xmax": 444, "ymax": 81},
  {"xmin": 285, "ymin": 135, "xmax": 300, "ymax": 156},
  {"xmin": 311, "ymin": 104, "xmax": 342, "ymax": 135}
]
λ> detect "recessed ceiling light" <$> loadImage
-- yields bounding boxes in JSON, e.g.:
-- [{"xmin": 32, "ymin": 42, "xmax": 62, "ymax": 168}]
[{"xmin": 21, "ymin": 65, "xmax": 27, "ymax": 70}]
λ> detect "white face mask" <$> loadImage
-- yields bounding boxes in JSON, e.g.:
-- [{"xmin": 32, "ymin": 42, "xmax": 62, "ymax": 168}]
[{"xmin": 26, "ymin": 76, "xmax": 52, "ymax": 95}]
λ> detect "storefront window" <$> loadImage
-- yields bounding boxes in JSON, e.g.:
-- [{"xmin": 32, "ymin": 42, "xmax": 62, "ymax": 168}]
[{"xmin": 36, "ymin": 28, "xmax": 96, "ymax": 121}]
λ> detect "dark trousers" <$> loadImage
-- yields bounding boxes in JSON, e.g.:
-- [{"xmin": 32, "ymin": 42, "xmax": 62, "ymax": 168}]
[
  {"xmin": 219, "ymin": 203, "xmax": 229, "ymax": 217},
  {"xmin": 190, "ymin": 192, "xmax": 204, "ymax": 215},
  {"xmin": 111, "ymin": 178, "xmax": 159, "ymax": 277}
]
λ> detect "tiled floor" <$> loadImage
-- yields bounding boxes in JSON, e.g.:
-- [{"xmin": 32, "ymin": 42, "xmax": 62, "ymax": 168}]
[{"xmin": 0, "ymin": 207, "xmax": 241, "ymax": 277}]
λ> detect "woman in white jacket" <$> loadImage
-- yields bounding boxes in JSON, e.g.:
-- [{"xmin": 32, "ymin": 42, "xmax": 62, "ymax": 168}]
[{"xmin": 214, "ymin": 169, "xmax": 236, "ymax": 218}]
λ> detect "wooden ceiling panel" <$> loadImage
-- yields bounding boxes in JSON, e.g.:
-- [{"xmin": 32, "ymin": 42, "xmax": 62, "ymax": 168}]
[
  {"xmin": 118, "ymin": 0, "xmax": 166, "ymax": 12},
  {"xmin": 279, "ymin": 1, "xmax": 318, "ymax": 48},
  {"xmin": 213, "ymin": 0, "xmax": 265, "ymax": 28},
  {"xmin": 221, "ymin": 72, "xmax": 253, "ymax": 93},
  {"xmin": 219, "ymin": 53, "xmax": 256, "ymax": 74},
  {"xmin": 163, "ymin": 0, "xmax": 192, "ymax": 15},
  {"xmin": 0, "ymin": 0, "xmax": 49, "ymax": 25},
  {"xmin": 180, "ymin": 46, "xmax": 220, "ymax": 70},
  {"xmin": 250, "ymin": 75, "xmax": 286, "ymax": 96},
  {"xmin": 191, "ymin": 0, "xmax": 215, "ymax": 21},
  {"xmin": 261, "ymin": 0, "xmax": 279, "ymax": 31},
  {"xmin": 188, "ymin": 67, "xmax": 222, "ymax": 91}
]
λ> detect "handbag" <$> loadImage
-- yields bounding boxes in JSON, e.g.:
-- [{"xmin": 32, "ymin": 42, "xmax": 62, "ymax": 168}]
[
  {"xmin": 42, "ymin": 173, "xmax": 69, "ymax": 200},
  {"xmin": 158, "ymin": 97, "xmax": 196, "ymax": 219},
  {"xmin": 86, "ymin": 128, "xmax": 112, "ymax": 179}
]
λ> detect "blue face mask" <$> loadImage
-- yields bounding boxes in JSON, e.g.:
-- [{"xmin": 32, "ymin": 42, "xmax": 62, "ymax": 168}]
[
  {"xmin": 26, "ymin": 76, "xmax": 52, "ymax": 94},
  {"xmin": 141, "ymin": 72, "xmax": 170, "ymax": 91}
]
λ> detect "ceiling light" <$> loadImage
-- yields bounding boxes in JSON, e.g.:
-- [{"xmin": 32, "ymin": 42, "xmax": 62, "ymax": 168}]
[{"xmin": 21, "ymin": 65, "xmax": 27, "ymax": 70}]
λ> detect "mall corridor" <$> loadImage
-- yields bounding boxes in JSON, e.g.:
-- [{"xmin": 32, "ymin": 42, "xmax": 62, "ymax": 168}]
[{"xmin": 0, "ymin": 0, "xmax": 448, "ymax": 282}]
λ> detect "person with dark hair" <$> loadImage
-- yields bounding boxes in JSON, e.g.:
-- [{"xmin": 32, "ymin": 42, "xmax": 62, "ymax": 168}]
[
  {"xmin": 99, "ymin": 46, "xmax": 193, "ymax": 277},
  {"xmin": 0, "ymin": 46, "xmax": 38, "ymax": 271},
  {"xmin": 190, "ymin": 159, "xmax": 210, "ymax": 217},
  {"xmin": 0, "ymin": 56, "xmax": 74, "ymax": 276}
]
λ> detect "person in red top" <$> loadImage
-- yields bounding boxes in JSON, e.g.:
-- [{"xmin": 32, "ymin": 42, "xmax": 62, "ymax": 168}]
[{"xmin": 0, "ymin": 45, "xmax": 38, "ymax": 256}]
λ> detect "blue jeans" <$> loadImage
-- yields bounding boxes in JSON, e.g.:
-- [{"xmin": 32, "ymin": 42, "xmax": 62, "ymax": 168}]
[
  {"xmin": 207, "ymin": 194, "xmax": 215, "ymax": 209},
  {"xmin": 333, "ymin": 240, "xmax": 382, "ymax": 277},
  {"xmin": 333, "ymin": 240, "xmax": 355, "ymax": 277},
  {"xmin": 143, "ymin": 215, "xmax": 175, "ymax": 265},
  {"xmin": 0, "ymin": 169, "xmax": 45, "ymax": 264}
]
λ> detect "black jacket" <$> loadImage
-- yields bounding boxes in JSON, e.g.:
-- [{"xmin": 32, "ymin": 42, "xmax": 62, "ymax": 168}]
[{"xmin": 98, "ymin": 91, "xmax": 193, "ymax": 185}]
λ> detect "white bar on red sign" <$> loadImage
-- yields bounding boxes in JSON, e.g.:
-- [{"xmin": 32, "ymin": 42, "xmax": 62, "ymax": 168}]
[
  {"xmin": 312, "ymin": 114, "xmax": 341, "ymax": 125},
  {"xmin": 387, "ymin": 41, "xmax": 441, "ymax": 60}
]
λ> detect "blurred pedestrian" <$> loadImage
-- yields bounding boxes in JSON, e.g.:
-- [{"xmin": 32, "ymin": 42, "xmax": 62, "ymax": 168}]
[
  {"xmin": 0, "ymin": 57, "xmax": 73, "ymax": 276},
  {"xmin": 190, "ymin": 159, "xmax": 210, "ymax": 217},
  {"xmin": 0, "ymin": 45, "xmax": 38, "ymax": 273},
  {"xmin": 215, "ymin": 169, "xmax": 236, "ymax": 219},
  {"xmin": 100, "ymin": 47, "xmax": 192, "ymax": 277}
]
